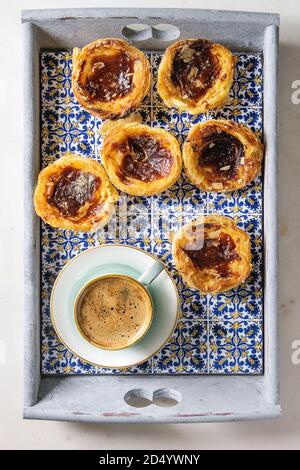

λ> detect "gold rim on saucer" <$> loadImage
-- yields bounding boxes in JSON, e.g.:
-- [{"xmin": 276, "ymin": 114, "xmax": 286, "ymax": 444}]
[{"xmin": 50, "ymin": 244, "xmax": 180, "ymax": 369}]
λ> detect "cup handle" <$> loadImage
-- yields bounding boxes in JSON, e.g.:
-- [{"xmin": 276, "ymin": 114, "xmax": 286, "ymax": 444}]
[{"xmin": 138, "ymin": 260, "xmax": 165, "ymax": 287}]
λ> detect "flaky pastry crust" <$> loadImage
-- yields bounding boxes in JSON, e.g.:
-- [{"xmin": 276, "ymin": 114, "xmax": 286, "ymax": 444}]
[
  {"xmin": 183, "ymin": 119, "xmax": 263, "ymax": 192},
  {"xmin": 101, "ymin": 122, "xmax": 182, "ymax": 196},
  {"xmin": 157, "ymin": 39, "xmax": 234, "ymax": 114},
  {"xmin": 72, "ymin": 38, "xmax": 150, "ymax": 120},
  {"xmin": 172, "ymin": 215, "xmax": 251, "ymax": 293},
  {"xmin": 34, "ymin": 153, "xmax": 118, "ymax": 232}
]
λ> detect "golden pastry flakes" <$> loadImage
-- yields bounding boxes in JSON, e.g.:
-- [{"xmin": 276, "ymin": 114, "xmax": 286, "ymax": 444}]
[
  {"xmin": 158, "ymin": 39, "xmax": 234, "ymax": 114},
  {"xmin": 183, "ymin": 119, "xmax": 263, "ymax": 192},
  {"xmin": 34, "ymin": 153, "xmax": 118, "ymax": 232},
  {"xmin": 101, "ymin": 121, "xmax": 182, "ymax": 196},
  {"xmin": 172, "ymin": 215, "xmax": 251, "ymax": 293},
  {"xmin": 72, "ymin": 38, "xmax": 150, "ymax": 120}
]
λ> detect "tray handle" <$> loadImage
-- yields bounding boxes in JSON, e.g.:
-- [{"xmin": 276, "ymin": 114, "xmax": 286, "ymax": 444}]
[
  {"xmin": 124, "ymin": 387, "xmax": 182, "ymax": 408},
  {"xmin": 122, "ymin": 23, "xmax": 180, "ymax": 42}
]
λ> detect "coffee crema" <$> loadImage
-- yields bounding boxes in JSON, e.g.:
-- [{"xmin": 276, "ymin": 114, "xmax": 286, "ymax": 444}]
[{"xmin": 76, "ymin": 275, "xmax": 153, "ymax": 350}]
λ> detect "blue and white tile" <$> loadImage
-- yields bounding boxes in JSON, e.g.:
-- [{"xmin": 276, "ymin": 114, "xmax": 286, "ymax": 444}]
[
  {"xmin": 94, "ymin": 360, "xmax": 153, "ymax": 375},
  {"xmin": 151, "ymin": 238, "xmax": 173, "ymax": 264},
  {"xmin": 152, "ymin": 177, "xmax": 186, "ymax": 213},
  {"xmin": 208, "ymin": 175, "xmax": 263, "ymax": 215},
  {"xmin": 237, "ymin": 215, "xmax": 263, "ymax": 263},
  {"xmin": 152, "ymin": 175, "xmax": 208, "ymax": 213},
  {"xmin": 152, "ymin": 107, "xmax": 211, "ymax": 143},
  {"xmin": 180, "ymin": 285, "xmax": 208, "ymax": 320},
  {"xmin": 41, "ymin": 105, "xmax": 96, "ymax": 160},
  {"xmin": 117, "ymin": 193, "xmax": 153, "ymax": 217},
  {"xmin": 152, "ymin": 209, "xmax": 204, "ymax": 242},
  {"xmin": 179, "ymin": 174, "xmax": 209, "ymax": 213},
  {"xmin": 231, "ymin": 53, "xmax": 263, "ymax": 108},
  {"xmin": 41, "ymin": 51, "xmax": 76, "ymax": 106},
  {"xmin": 137, "ymin": 105, "xmax": 152, "ymax": 125},
  {"xmin": 41, "ymin": 321, "xmax": 89, "ymax": 375},
  {"xmin": 40, "ymin": 50, "xmax": 264, "ymax": 376},
  {"xmin": 208, "ymin": 275, "xmax": 263, "ymax": 322},
  {"xmin": 41, "ymin": 224, "xmax": 94, "ymax": 262},
  {"xmin": 211, "ymin": 106, "xmax": 262, "ymax": 137},
  {"xmin": 119, "ymin": 210, "xmax": 152, "ymax": 241},
  {"xmin": 153, "ymin": 321, "xmax": 208, "ymax": 374},
  {"xmin": 208, "ymin": 320, "xmax": 263, "ymax": 374}
]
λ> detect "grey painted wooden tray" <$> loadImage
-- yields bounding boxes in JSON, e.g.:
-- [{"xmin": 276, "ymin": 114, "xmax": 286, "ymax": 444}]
[{"xmin": 23, "ymin": 8, "xmax": 280, "ymax": 423}]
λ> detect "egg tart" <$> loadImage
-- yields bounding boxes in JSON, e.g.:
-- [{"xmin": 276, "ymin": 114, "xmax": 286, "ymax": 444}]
[
  {"xmin": 101, "ymin": 120, "xmax": 182, "ymax": 196},
  {"xmin": 157, "ymin": 39, "xmax": 234, "ymax": 114},
  {"xmin": 34, "ymin": 154, "xmax": 118, "ymax": 232},
  {"xmin": 72, "ymin": 38, "xmax": 150, "ymax": 120},
  {"xmin": 172, "ymin": 215, "xmax": 251, "ymax": 293},
  {"xmin": 183, "ymin": 119, "xmax": 263, "ymax": 192}
]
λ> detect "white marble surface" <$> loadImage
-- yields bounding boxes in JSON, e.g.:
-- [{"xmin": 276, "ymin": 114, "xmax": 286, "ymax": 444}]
[{"xmin": 0, "ymin": 0, "xmax": 299, "ymax": 450}]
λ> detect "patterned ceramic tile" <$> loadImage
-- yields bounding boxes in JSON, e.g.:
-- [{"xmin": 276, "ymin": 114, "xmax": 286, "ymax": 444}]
[
  {"xmin": 152, "ymin": 209, "xmax": 203, "ymax": 242},
  {"xmin": 208, "ymin": 276, "xmax": 263, "ymax": 322},
  {"xmin": 120, "ymin": 211, "xmax": 152, "ymax": 240},
  {"xmin": 40, "ymin": 50, "xmax": 264, "ymax": 375},
  {"xmin": 153, "ymin": 321, "xmax": 209, "ymax": 374},
  {"xmin": 96, "ymin": 360, "xmax": 153, "ymax": 375},
  {"xmin": 152, "ymin": 107, "xmax": 212, "ymax": 144},
  {"xmin": 207, "ymin": 175, "xmax": 263, "ymax": 215},
  {"xmin": 116, "ymin": 193, "xmax": 152, "ymax": 214},
  {"xmin": 41, "ymin": 225, "xmax": 94, "ymax": 261},
  {"xmin": 212, "ymin": 106, "xmax": 263, "ymax": 139},
  {"xmin": 208, "ymin": 320, "xmax": 263, "ymax": 374},
  {"xmin": 231, "ymin": 53, "xmax": 263, "ymax": 108},
  {"xmin": 152, "ymin": 175, "xmax": 208, "ymax": 213},
  {"xmin": 180, "ymin": 286, "xmax": 208, "ymax": 321},
  {"xmin": 41, "ymin": 105, "xmax": 96, "ymax": 163},
  {"xmin": 41, "ymin": 51, "xmax": 76, "ymax": 106}
]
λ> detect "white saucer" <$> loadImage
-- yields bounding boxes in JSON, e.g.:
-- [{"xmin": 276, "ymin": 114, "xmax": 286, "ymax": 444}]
[{"xmin": 50, "ymin": 245, "xmax": 179, "ymax": 368}]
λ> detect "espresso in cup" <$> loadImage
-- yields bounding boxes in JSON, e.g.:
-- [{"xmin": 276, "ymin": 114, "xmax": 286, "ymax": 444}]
[{"xmin": 75, "ymin": 274, "xmax": 153, "ymax": 350}]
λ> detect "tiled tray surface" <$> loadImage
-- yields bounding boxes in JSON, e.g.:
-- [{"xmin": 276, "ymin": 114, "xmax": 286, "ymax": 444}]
[{"xmin": 40, "ymin": 50, "xmax": 263, "ymax": 375}]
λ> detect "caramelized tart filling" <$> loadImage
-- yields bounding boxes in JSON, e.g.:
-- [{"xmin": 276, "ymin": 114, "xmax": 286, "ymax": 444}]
[
  {"xmin": 83, "ymin": 51, "xmax": 134, "ymax": 102},
  {"xmin": 118, "ymin": 134, "xmax": 174, "ymax": 183},
  {"xmin": 183, "ymin": 224, "xmax": 240, "ymax": 277},
  {"xmin": 171, "ymin": 40, "xmax": 220, "ymax": 100},
  {"xmin": 48, "ymin": 167, "xmax": 100, "ymax": 217},
  {"xmin": 199, "ymin": 131, "xmax": 244, "ymax": 180}
]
